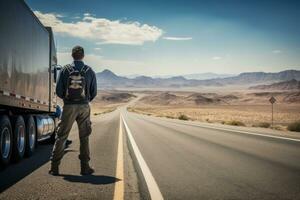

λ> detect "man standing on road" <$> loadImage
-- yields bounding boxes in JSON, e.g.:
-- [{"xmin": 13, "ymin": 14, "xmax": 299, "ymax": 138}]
[{"xmin": 49, "ymin": 46, "xmax": 97, "ymax": 176}]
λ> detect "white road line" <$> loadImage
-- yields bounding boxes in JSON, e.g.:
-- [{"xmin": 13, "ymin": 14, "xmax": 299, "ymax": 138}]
[
  {"xmin": 113, "ymin": 115, "xmax": 124, "ymax": 200},
  {"xmin": 121, "ymin": 115, "xmax": 164, "ymax": 200},
  {"xmin": 200, "ymin": 125, "xmax": 300, "ymax": 142},
  {"xmin": 157, "ymin": 117, "xmax": 300, "ymax": 143}
]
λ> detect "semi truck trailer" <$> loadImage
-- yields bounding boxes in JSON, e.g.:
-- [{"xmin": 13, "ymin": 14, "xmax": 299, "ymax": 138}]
[{"xmin": 0, "ymin": 0, "xmax": 60, "ymax": 165}]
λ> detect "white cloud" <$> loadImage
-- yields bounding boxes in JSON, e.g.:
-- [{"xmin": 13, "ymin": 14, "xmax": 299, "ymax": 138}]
[
  {"xmin": 83, "ymin": 13, "xmax": 92, "ymax": 17},
  {"xmin": 57, "ymin": 46, "xmax": 71, "ymax": 53},
  {"xmin": 94, "ymin": 47, "xmax": 101, "ymax": 50},
  {"xmin": 212, "ymin": 56, "xmax": 222, "ymax": 60},
  {"xmin": 55, "ymin": 14, "xmax": 64, "ymax": 18},
  {"xmin": 272, "ymin": 50, "xmax": 282, "ymax": 54},
  {"xmin": 163, "ymin": 37, "xmax": 192, "ymax": 41},
  {"xmin": 34, "ymin": 11, "xmax": 163, "ymax": 45}
]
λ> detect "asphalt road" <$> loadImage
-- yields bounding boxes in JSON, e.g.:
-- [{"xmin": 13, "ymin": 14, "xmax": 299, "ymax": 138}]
[
  {"xmin": 0, "ymin": 110, "xmax": 140, "ymax": 200},
  {"xmin": 1, "ymin": 107, "xmax": 300, "ymax": 200},
  {"xmin": 122, "ymin": 110, "xmax": 300, "ymax": 200}
]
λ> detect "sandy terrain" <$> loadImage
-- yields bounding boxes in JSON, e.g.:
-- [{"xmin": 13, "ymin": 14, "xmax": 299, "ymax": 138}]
[
  {"xmin": 58, "ymin": 88, "xmax": 299, "ymax": 131},
  {"xmin": 128, "ymin": 90, "xmax": 300, "ymax": 130},
  {"xmin": 90, "ymin": 90, "xmax": 136, "ymax": 115}
]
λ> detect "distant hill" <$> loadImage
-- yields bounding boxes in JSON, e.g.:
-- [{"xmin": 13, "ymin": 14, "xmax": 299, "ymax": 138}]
[
  {"xmin": 139, "ymin": 92, "xmax": 240, "ymax": 106},
  {"xmin": 96, "ymin": 69, "xmax": 300, "ymax": 88},
  {"xmin": 149, "ymin": 72, "xmax": 235, "ymax": 80},
  {"xmin": 91, "ymin": 91, "xmax": 136, "ymax": 105},
  {"xmin": 249, "ymin": 79, "xmax": 300, "ymax": 90},
  {"xmin": 183, "ymin": 72, "xmax": 235, "ymax": 80},
  {"xmin": 97, "ymin": 69, "xmax": 129, "ymax": 88},
  {"xmin": 96, "ymin": 70, "xmax": 222, "ymax": 88},
  {"xmin": 214, "ymin": 70, "xmax": 300, "ymax": 85}
]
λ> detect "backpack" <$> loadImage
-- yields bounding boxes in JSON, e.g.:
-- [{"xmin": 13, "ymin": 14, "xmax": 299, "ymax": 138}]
[{"xmin": 64, "ymin": 64, "xmax": 90, "ymax": 102}]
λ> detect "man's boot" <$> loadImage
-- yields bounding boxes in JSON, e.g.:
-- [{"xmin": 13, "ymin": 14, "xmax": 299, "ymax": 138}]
[
  {"xmin": 49, "ymin": 164, "xmax": 59, "ymax": 176},
  {"xmin": 80, "ymin": 163, "xmax": 95, "ymax": 175}
]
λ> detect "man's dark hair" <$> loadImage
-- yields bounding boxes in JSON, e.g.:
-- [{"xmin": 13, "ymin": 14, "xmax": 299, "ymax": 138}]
[{"xmin": 72, "ymin": 46, "xmax": 84, "ymax": 60}]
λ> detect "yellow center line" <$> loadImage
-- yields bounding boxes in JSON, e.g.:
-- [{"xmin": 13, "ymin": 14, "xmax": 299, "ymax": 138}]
[{"xmin": 113, "ymin": 114, "xmax": 124, "ymax": 200}]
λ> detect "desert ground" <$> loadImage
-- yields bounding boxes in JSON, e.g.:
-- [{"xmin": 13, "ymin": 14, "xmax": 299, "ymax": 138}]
[
  {"xmin": 125, "ymin": 88, "xmax": 300, "ymax": 131},
  {"xmin": 56, "ymin": 91, "xmax": 136, "ymax": 115},
  {"xmin": 87, "ymin": 87, "xmax": 300, "ymax": 131},
  {"xmin": 90, "ymin": 90, "xmax": 136, "ymax": 115}
]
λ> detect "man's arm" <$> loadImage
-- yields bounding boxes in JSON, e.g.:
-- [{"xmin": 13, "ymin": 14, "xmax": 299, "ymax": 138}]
[
  {"xmin": 89, "ymin": 70, "xmax": 97, "ymax": 101},
  {"xmin": 56, "ymin": 69, "xmax": 65, "ymax": 99}
]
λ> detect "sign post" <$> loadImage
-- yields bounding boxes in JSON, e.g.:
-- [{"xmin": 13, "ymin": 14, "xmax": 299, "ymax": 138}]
[{"xmin": 269, "ymin": 96, "xmax": 276, "ymax": 128}]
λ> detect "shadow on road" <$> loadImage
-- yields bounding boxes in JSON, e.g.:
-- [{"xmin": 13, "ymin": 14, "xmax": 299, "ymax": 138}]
[
  {"xmin": 0, "ymin": 143, "xmax": 75, "ymax": 192},
  {"xmin": 0, "ymin": 143, "xmax": 53, "ymax": 192},
  {"xmin": 61, "ymin": 174, "xmax": 120, "ymax": 185}
]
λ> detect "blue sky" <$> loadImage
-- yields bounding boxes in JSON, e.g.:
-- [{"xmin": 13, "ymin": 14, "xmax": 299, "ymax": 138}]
[{"xmin": 26, "ymin": 0, "xmax": 300, "ymax": 76}]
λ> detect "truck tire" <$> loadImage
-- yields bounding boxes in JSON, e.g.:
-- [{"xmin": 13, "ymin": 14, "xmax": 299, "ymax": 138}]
[
  {"xmin": 11, "ymin": 115, "xmax": 26, "ymax": 162},
  {"xmin": 0, "ymin": 115, "xmax": 13, "ymax": 166},
  {"xmin": 25, "ymin": 116, "xmax": 36, "ymax": 157}
]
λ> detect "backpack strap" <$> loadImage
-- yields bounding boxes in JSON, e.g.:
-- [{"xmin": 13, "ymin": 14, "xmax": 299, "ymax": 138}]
[
  {"xmin": 64, "ymin": 63, "xmax": 89, "ymax": 74},
  {"xmin": 80, "ymin": 65, "xmax": 90, "ymax": 74},
  {"xmin": 64, "ymin": 64, "xmax": 75, "ymax": 74}
]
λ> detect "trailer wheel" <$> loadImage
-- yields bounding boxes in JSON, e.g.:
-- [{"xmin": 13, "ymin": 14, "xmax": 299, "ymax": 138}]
[
  {"xmin": 25, "ymin": 116, "xmax": 36, "ymax": 157},
  {"xmin": 12, "ymin": 116, "xmax": 26, "ymax": 161},
  {"xmin": 0, "ymin": 115, "xmax": 13, "ymax": 166}
]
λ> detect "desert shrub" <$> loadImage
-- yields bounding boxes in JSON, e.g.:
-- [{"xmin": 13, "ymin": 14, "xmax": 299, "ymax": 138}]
[
  {"xmin": 93, "ymin": 108, "xmax": 115, "ymax": 116},
  {"xmin": 127, "ymin": 107, "xmax": 133, "ymax": 112},
  {"xmin": 178, "ymin": 114, "xmax": 189, "ymax": 120},
  {"xmin": 253, "ymin": 122, "xmax": 271, "ymax": 128},
  {"xmin": 166, "ymin": 115, "xmax": 175, "ymax": 119},
  {"xmin": 273, "ymin": 125, "xmax": 285, "ymax": 131},
  {"xmin": 225, "ymin": 120, "xmax": 245, "ymax": 126},
  {"xmin": 287, "ymin": 121, "xmax": 300, "ymax": 132},
  {"xmin": 206, "ymin": 118, "xmax": 212, "ymax": 123}
]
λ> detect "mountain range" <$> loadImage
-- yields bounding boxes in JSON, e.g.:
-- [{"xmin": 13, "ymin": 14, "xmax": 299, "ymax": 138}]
[
  {"xmin": 182, "ymin": 72, "xmax": 235, "ymax": 80},
  {"xmin": 96, "ymin": 69, "xmax": 300, "ymax": 89},
  {"xmin": 211, "ymin": 70, "xmax": 300, "ymax": 85},
  {"xmin": 249, "ymin": 79, "xmax": 300, "ymax": 90},
  {"xmin": 126, "ymin": 72, "xmax": 235, "ymax": 80}
]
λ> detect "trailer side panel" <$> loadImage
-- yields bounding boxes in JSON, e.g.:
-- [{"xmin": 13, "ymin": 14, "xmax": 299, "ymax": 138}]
[{"xmin": 0, "ymin": 0, "xmax": 50, "ymax": 112}]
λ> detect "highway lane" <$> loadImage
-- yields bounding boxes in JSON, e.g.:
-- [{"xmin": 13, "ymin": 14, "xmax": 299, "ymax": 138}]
[
  {"xmin": 122, "ymin": 110, "xmax": 300, "ymax": 200},
  {"xmin": 1, "ymin": 105, "xmax": 300, "ymax": 200},
  {"xmin": 0, "ymin": 110, "xmax": 140, "ymax": 200}
]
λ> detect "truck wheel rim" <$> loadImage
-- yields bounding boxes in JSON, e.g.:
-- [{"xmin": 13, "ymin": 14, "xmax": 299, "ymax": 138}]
[
  {"xmin": 1, "ymin": 127, "xmax": 11, "ymax": 159},
  {"xmin": 17, "ymin": 125, "xmax": 25, "ymax": 153},
  {"xmin": 29, "ymin": 124, "xmax": 35, "ymax": 149}
]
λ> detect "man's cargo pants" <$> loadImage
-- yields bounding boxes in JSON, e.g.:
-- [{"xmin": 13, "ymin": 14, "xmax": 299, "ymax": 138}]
[{"xmin": 50, "ymin": 104, "xmax": 92, "ymax": 166}]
